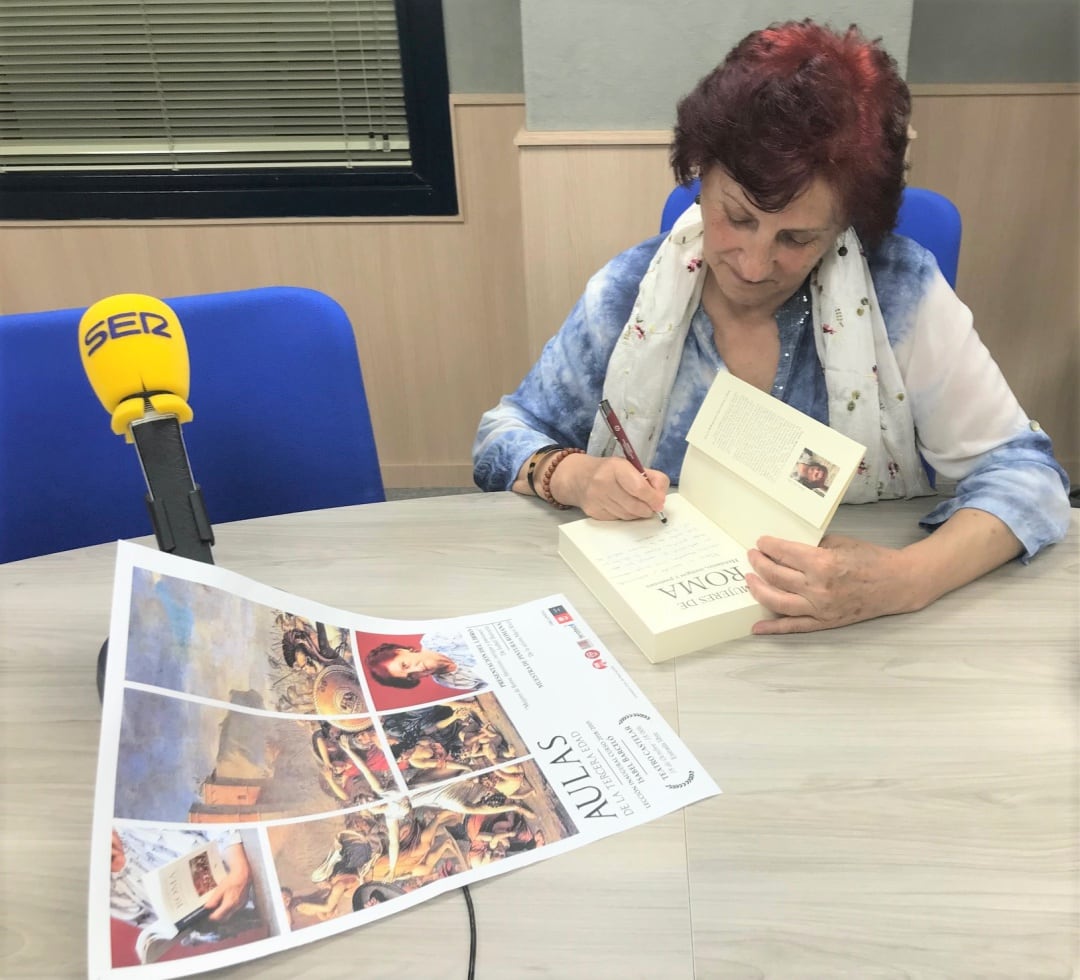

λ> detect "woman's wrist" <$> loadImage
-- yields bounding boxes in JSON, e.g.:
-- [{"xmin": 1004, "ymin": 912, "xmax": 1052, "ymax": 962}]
[
  {"xmin": 882, "ymin": 544, "xmax": 929, "ymax": 615},
  {"xmin": 525, "ymin": 444, "xmax": 562, "ymax": 496},
  {"xmin": 545, "ymin": 451, "xmax": 594, "ymax": 509},
  {"xmin": 512, "ymin": 445, "xmax": 586, "ymax": 507},
  {"xmin": 537, "ymin": 448, "xmax": 585, "ymax": 509},
  {"xmin": 513, "ymin": 444, "xmax": 561, "ymax": 496},
  {"xmin": 894, "ymin": 509, "xmax": 1022, "ymax": 613}
]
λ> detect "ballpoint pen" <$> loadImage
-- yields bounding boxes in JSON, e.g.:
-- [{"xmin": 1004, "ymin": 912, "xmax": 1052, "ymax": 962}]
[{"xmin": 598, "ymin": 399, "xmax": 668, "ymax": 524}]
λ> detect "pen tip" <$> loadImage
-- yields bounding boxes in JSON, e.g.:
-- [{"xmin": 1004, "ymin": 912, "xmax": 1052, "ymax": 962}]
[{"xmin": 658, "ymin": 512, "xmax": 668, "ymax": 524}]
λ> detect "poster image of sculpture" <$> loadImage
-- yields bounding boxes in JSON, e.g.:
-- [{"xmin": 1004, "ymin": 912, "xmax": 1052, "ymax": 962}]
[
  {"xmin": 355, "ymin": 626, "xmax": 488, "ymax": 711},
  {"xmin": 108, "ymin": 825, "xmax": 279, "ymax": 968},
  {"xmin": 123, "ymin": 567, "xmax": 362, "ymax": 716},
  {"xmin": 382, "ymin": 692, "xmax": 530, "ymax": 789},
  {"xmin": 269, "ymin": 759, "xmax": 578, "ymax": 929},
  {"xmin": 113, "ymin": 687, "xmax": 396, "ymax": 823}
]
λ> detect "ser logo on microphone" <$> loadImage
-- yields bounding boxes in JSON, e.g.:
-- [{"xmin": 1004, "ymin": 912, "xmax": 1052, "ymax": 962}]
[
  {"xmin": 82, "ymin": 309, "xmax": 174, "ymax": 357},
  {"xmin": 79, "ymin": 293, "xmax": 193, "ymax": 439}
]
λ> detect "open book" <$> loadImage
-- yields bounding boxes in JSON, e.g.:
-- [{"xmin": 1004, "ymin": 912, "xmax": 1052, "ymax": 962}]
[
  {"xmin": 558, "ymin": 371, "xmax": 866, "ymax": 663},
  {"xmin": 141, "ymin": 839, "xmax": 227, "ymax": 939}
]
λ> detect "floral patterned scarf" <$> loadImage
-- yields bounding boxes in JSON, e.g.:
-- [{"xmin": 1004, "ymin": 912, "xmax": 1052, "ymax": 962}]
[{"xmin": 587, "ymin": 202, "xmax": 932, "ymax": 503}]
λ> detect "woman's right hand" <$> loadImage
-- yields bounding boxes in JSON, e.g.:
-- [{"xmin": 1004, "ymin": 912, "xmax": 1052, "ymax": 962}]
[{"xmin": 548, "ymin": 454, "xmax": 669, "ymax": 520}]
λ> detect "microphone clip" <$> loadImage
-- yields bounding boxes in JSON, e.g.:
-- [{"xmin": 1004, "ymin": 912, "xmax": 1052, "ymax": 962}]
[{"xmin": 130, "ymin": 414, "xmax": 215, "ymax": 564}]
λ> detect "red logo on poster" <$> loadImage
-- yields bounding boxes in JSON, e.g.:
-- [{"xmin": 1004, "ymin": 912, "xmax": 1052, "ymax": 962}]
[{"xmin": 548, "ymin": 605, "xmax": 573, "ymax": 624}]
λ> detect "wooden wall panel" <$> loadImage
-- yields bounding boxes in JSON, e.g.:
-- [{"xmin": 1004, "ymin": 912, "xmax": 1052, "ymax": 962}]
[
  {"xmin": 0, "ymin": 98, "xmax": 529, "ymax": 489},
  {"xmin": 907, "ymin": 89, "xmax": 1079, "ymax": 478},
  {"xmin": 517, "ymin": 137, "xmax": 673, "ymax": 358}
]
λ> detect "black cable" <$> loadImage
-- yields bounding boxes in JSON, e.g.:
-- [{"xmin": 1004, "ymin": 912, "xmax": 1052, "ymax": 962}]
[{"xmin": 462, "ymin": 885, "xmax": 477, "ymax": 979}]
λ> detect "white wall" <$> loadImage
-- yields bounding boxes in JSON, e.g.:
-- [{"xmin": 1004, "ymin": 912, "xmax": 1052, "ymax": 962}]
[
  {"xmin": 520, "ymin": 0, "xmax": 913, "ymax": 130},
  {"xmin": 908, "ymin": 0, "xmax": 1079, "ymax": 82},
  {"xmin": 443, "ymin": 0, "xmax": 524, "ymax": 92}
]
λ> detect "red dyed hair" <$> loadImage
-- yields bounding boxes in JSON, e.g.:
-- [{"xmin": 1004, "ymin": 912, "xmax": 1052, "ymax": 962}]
[{"xmin": 671, "ymin": 20, "xmax": 910, "ymax": 245}]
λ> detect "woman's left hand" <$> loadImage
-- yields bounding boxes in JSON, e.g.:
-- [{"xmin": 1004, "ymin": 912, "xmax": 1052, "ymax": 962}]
[
  {"xmin": 745, "ymin": 533, "xmax": 919, "ymax": 634},
  {"xmin": 747, "ymin": 510, "xmax": 1023, "ymax": 634}
]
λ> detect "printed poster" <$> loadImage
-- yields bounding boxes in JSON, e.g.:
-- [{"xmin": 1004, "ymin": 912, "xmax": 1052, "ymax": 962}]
[{"xmin": 89, "ymin": 541, "xmax": 719, "ymax": 978}]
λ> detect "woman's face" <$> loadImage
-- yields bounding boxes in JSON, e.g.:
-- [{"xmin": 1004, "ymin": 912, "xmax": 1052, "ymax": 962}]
[
  {"xmin": 699, "ymin": 168, "xmax": 841, "ymax": 315},
  {"xmin": 383, "ymin": 646, "xmax": 445, "ymax": 679}
]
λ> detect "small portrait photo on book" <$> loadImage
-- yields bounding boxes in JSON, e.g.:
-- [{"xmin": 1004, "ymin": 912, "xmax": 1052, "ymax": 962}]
[{"xmin": 790, "ymin": 448, "xmax": 837, "ymax": 497}]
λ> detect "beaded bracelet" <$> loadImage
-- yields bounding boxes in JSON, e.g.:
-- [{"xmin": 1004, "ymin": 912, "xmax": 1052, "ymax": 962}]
[
  {"xmin": 539, "ymin": 447, "xmax": 585, "ymax": 509},
  {"xmin": 525, "ymin": 444, "xmax": 562, "ymax": 497}
]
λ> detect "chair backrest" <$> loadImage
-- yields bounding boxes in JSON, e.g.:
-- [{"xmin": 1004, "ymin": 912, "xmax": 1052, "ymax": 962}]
[
  {"xmin": 659, "ymin": 180, "xmax": 700, "ymax": 238},
  {"xmin": 659, "ymin": 180, "xmax": 962, "ymax": 287},
  {"xmin": 894, "ymin": 187, "xmax": 962, "ymax": 288},
  {"xmin": 0, "ymin": 286, "xmax": 385, "ymax": 563}
]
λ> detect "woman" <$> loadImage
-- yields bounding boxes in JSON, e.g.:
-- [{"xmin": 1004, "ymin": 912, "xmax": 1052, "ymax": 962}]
[
  {"xmin": 473, "ymin": 20, "xmax": 1070, "ymax": 635},
  {"xmin": 366, "ymin": 629, "xmax": 484, "ymax": 691}
]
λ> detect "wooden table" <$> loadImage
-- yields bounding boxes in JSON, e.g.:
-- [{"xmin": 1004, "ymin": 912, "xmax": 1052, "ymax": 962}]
[{"xmin": 2, "ymin": 494, "xmax": 1076, "ymax": 979}]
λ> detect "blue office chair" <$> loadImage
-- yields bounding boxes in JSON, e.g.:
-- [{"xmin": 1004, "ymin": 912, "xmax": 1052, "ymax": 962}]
[
  {"xmin": 0, "ymin": 286, "xmax": 385, "ymax": 563},
  {"xmin": 659, "ymin": 181, "xmax": 701, "ymax": 239},
  {"xmin": 659, "ymin": 180, "xmax": 962, "ymax": 288},
  {"xmin": 894, "ymin": 187, "xmax": 962, "ymax": 288}
]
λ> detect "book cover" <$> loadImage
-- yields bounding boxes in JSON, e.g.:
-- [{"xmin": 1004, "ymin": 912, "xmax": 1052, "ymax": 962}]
[
  {"xmin": 141, "ymin": 841, "xmax": 227, "ymax": 938},
  {"xmin": 558, "ymin": 371, "xmax": 866, "ymax": 662}
]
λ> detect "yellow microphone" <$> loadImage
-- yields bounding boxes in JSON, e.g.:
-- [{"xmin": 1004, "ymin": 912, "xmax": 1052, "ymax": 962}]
[
  {"xmin": 78, "ymin": 293, "xmax": 214, "ymax": 564},
  {"xmin": 79, "ymin": 293, "xmax": 194, "ymax": 441}
]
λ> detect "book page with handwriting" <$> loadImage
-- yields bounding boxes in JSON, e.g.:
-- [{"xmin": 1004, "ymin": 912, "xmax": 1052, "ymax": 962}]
[{"xmin": 559, "ymin": 494, "xmax": 759, "ymax": 636}]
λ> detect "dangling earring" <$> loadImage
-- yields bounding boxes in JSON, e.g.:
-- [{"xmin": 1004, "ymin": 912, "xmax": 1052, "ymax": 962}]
[{"xmin": 837, "ymin": 233, "xmax": 848, "ymax": 257}]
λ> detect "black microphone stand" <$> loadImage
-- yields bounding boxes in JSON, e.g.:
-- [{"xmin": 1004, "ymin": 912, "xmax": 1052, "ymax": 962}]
[{"xmin": 96, "ymin": 413, "xmax": 215, "ymax": 700}]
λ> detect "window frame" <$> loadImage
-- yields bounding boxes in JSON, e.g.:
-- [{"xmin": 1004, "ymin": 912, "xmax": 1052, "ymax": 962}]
[{"xmin": 0, "ymin": 0, "xmax": 458, "ymax": 220}]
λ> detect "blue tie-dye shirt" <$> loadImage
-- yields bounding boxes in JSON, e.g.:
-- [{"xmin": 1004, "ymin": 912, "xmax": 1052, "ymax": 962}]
[{"xmin": 473, "ymin": 232, "xmax": 1070, "ymax": 559}]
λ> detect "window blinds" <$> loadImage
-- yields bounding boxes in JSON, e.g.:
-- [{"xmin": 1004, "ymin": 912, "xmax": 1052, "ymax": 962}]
[{"xmin": 0, "ymin": 0, "xmax": 410, "ymax": 172}]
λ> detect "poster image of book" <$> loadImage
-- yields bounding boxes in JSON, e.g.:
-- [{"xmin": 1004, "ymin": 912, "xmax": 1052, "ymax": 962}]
[
  {"xmin": 269, "ymin": 760, "xmax": 576, "ymax": 930},
  {"xmin": 108, "ymin": 825, "xmax": 278, "ymax": 968},
  {"xmin": 113, "ymin": 688, "xmax": 396, "ymax": 823},
  {"xmin": 123, "ymin": 567, "xmax": 361, "ymax": 718},
  {"xmin": 89, "ymin": 542, "xmax": 719, "ymax": 979},
  {"xmin": 355, "ymin": 627, "xmax": 488, "ymax": 711},
  {"xmin": 383, "ymin": 693, "xmax": 530, "ymax": 789}
]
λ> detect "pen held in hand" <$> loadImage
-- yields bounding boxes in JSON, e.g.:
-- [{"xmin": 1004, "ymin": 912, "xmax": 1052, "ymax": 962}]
[{"xmin": 598, "ymin": 399, "xmax": 668, "ymax": 524}]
